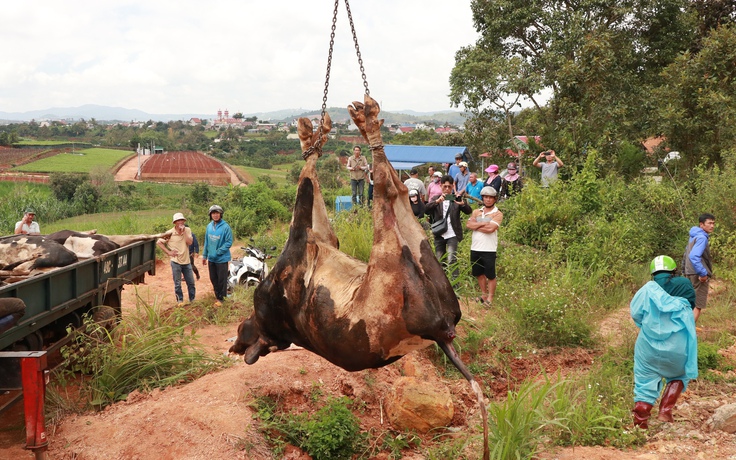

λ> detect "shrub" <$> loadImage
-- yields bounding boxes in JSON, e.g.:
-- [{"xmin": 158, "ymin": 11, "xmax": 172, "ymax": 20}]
[
  {"xmin": 510, "ymin": 280, "xmax": 594, "ymax": 348},
  {"xmin": 50, "ymin": 172, "xmax": 88, "ymax": 201},
  {"xmin": 253, "ymin": 396, "xmax": 365, "ymax": 460},
  {"xmin": 60, "ymin": 303, "xmax": 225, "ymax": 408}
]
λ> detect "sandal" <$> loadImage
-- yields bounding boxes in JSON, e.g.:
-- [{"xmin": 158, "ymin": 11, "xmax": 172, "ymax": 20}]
[{"xmin": 475, "ymin": 297, "xmax": 484, "ymax": 304}]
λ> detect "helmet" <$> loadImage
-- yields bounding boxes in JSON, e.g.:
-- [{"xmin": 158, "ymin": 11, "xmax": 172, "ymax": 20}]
[
  {"xmin": 650, "ymin": 255, "xmax": 676, "ymax": 274},
  {"xmin": 480, "ymin": 186, "xmax": 497, "ymax": 197},
  {"xmin": 208, "ymin": 205, "xmax": 224, "ymax": 216},
  {"xmin": 408, "ymin": 189, "xmax": 419, "ymax": 197}
]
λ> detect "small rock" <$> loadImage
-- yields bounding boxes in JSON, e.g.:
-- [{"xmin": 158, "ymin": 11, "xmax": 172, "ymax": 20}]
[
  {"xmin": 708, "ymin": 403, "xmax": 736, "ymax": 433},
  {"xmin": 386, "ymin": 376, "xmax": 453, "ymax": 433}
]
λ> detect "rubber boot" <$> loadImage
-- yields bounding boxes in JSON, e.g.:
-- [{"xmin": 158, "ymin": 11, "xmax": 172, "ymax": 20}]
[
  {"xmin": 657, "ymin": 380, "xmax": 684, "ymax": 422},
  {"xmin": 633, "ymin": 401, "xmax": 653, "ymax": 429}
]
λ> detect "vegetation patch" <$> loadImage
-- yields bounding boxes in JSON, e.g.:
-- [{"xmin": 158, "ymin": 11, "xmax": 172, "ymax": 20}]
[{"xmin": 15, "ymin": 147, "xmax": 131, "ymax": 173}]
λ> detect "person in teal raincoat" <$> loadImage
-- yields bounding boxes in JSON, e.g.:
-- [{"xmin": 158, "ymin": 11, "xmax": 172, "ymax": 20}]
[{"xmin": 631, "ymin": 255, "xmax": 698, "ymax": 429}]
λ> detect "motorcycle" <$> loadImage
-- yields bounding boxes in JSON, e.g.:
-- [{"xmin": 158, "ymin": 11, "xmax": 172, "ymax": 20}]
[{"xmin": 227, "ymin": 245, "xmax": 274, "ymax": 292}]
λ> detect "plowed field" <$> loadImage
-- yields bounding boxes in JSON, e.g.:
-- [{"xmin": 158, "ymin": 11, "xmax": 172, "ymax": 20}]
[{"xmin": 140, "ymin": 151, "xmax": 230, "ymax": 185}]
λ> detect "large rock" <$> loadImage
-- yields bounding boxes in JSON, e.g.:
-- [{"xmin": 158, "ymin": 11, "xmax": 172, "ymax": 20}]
[
  {"xmin": 707, "ymin": 403, "xmax": 736, "ymax": 433},
  {"xmin": 386, "ymin": 376, "xmax": 454, "ymax": 433}
]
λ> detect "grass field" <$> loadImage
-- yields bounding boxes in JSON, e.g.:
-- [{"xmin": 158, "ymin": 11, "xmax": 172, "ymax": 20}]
[
  {"xmin": 14, "ymin": 148, "xmax": 132, "ymax": 173},
  {"xmin": 45, "ymin": 209, "xmax": 182, "ymax": 235},
  {"xmin": 14, "ymin": 140, "xmax": 84, "ymax": 146},
  {"xmin": 231, "ymin": 164, "xmax": 291, "ymax": 187}
]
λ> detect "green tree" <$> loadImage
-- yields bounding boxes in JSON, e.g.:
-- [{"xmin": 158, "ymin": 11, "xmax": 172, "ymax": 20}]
[
  {"xmin": 654, "ymin": 24, "xmax": 736, "ymax": 165},
  {"xmin": 50, "ymin": 173, "xmax": 88, "ymax": 201},
  {"xmin": 454, "ymin": 0, "xmax": 696, "ymax": 164}
]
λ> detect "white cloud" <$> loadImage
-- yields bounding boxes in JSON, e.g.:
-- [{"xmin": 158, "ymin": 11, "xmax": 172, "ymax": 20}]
[{"xmin": 0, "ymin": 0, "xmax": 478, "ymax": 115}]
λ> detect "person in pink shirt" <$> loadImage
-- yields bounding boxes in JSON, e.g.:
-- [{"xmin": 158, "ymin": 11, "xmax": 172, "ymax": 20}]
[{"xmin": 426, "ymin": 171, "xmax": 444, "ymax": 202}]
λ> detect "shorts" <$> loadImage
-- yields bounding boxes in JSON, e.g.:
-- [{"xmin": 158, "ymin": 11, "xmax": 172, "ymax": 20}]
[
  {"xmin": 470, "ymin": 250, "xmax": 496, "ymax": 279},
  {"xmin": 687, "ymin": 274, "xmax": 709, "ymax": 310}
]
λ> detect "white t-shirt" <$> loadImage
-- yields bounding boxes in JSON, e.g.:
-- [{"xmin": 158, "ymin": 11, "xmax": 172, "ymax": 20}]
[
  {"xmin": 15, "ymin": 221, "xmax": 40, "ymax": 235},
  {"xmin": 470, "ymin": 207, "xmax": 502, "ymax": 252}
]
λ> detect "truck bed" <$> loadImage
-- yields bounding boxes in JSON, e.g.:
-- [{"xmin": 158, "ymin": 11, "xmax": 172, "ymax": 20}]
[{"xmin": 0, "ymin": 238, "xmax": 157, "ymax": 351}]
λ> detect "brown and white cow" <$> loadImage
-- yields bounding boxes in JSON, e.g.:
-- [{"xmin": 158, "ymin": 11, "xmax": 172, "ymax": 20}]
[
  {"xmin": 46, "ymin": 230, "xmax": 170, "ymax": 259},
  {"xmin": 229, "ymin": 95, "xmax": 489, "ymax": 459},
  {"xmin": 0, "ymin": 235, "xmax": 78, "ymax": 276},
  {"xmin": 1, "ymin": 231, "xmax": 169, "ymax": 280}
]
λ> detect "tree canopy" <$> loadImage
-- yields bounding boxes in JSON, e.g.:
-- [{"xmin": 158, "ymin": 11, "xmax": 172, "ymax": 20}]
[{"xmin": 451, "ymin": 0, "xmax": 736, "ymax": 170}]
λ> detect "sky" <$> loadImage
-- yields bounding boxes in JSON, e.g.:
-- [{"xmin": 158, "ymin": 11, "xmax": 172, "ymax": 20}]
[{"xmin": 1, "ymin": 1, "xmax": 479, "ymax": 116}]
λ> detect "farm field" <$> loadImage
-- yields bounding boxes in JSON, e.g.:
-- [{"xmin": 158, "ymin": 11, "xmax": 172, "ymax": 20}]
[
  {"xmin": 0, "ymin": 147, "xmax": 53, "ymax": 169},
  {"xmin": 14, "ymin": 140, "xmax": 86, "ymax": 146},
  {"xmin": 232, "ymin": 164, "xmax": 291, "ymax": 186},
  {"xmin": 140, "ymin": 151, "xmax": 230, "ymax": 185},
  {"xmin": 13, "ymin": 147, "xmax": 132, "ymax": 173},
  {"xmin": 44, "ymin": 209, "xmax": 183, "ymax": 235}
]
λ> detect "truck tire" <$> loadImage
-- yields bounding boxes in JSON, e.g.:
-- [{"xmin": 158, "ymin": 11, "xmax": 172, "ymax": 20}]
[{"xmin": 94, "ymin": 289, "xmax": 121, "ymax": 330}]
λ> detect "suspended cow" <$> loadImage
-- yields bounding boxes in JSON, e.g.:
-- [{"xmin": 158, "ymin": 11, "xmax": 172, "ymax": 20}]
[{"xmin": 229, "ymin": 95, "xmax": 489, "ymax": 459}]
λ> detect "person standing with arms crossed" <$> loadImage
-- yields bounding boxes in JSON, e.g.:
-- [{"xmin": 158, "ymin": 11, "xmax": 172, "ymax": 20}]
[
  {"xmin": 202, "ymin": 205, "xmax": 233, "ymax": 307},
  {"xmin": 466, "ymin": 186, "xmax": 503, "ymax": 306},
  {"xmin": 682, "ymin": 213, "xmax": 715, "ymax": 322},
  {"xmin": 158, "ymin": 213, "xmax": 196, "ymax": 306},
  {"xmin": 346, "ymin": 146, "xmax": 369, "ymax": 206}
]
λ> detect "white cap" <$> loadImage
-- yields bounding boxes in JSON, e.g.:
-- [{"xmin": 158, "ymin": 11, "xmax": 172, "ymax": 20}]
[
  {"xmin": 433, "ymin": 171, "xmax": 443, "ymax": 177},
  {"xmin": 172, "ymin": 212, "xmax": 186, "ymax": 223}
]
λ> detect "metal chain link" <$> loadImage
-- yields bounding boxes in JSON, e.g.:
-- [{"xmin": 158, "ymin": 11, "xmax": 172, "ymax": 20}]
[
  {"xmin": 305, "ymin": 0, "xmax": 371, "ymax": 158},
  {"xmin": 304, "ymin": 0, "xmax": 339, "ymax": 158}
]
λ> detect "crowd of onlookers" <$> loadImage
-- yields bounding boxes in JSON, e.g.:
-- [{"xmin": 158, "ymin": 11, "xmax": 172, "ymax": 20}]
[{"xmin": 343, "ymin": 147, "xmax": 566, "ymax": 308}]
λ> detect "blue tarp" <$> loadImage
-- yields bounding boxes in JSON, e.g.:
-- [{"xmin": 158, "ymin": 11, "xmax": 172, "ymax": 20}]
[
  {"xmin": 384, "ymin": 145, "xmax": 471, "ymax": 171},
  {"xmin": 630, "ymin": 281, "xmax": 698, "ymax": 404}
]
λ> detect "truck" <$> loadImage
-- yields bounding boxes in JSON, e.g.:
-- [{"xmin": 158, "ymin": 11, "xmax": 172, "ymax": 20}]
[{"xmin": 0, "ymin": 238, "xmax": 158, "ymax": 351}]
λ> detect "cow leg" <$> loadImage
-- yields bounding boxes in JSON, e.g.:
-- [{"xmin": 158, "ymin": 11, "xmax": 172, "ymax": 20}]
[
  {"xmin": 349, "ymin": 95, "xmax": 489, "ymax": 460},
  {"xmin": 348, "ymin": 96, "xmax": 460, "ymax": 338},
  {"xmin": 232, "ymin": 114, "xmax": 338, "ymax": 362}
]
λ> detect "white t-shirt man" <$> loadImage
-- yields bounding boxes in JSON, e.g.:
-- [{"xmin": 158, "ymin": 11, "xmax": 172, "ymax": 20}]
[{"xmin": 15, "ymin": 219, "xmax": 40, "ymax": 235}]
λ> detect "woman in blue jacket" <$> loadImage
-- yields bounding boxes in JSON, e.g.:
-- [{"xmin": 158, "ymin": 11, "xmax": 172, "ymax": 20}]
[{"xmin": 202, "ymin": 205, "xmax": 233, "ymax": 305}]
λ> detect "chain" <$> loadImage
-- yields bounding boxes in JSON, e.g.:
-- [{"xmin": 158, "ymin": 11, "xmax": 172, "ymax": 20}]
[
  {"xmin": 304, "ymin": 0, "xmax": 371, "ymax": 159},
  {"xmin": 304, "ymin": 0, "xmax": 339, "ymax": 159},
  {"xmin": 344, "ymin": 0, "xmax": 370, "ymax": 96}
]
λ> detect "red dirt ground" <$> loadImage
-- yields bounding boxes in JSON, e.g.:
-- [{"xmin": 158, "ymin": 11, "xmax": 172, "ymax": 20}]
[
  {"xmin": 139, "ymin": 151, "xmax": 231, "ymax": 185},
  {"xmin": 1, "ymin": 261, "xmax": 736, "ymax": 459}
]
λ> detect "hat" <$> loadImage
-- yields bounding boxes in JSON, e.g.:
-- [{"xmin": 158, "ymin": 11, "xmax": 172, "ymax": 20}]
[
  {"xmin": 433, "ymin": 171, "xmax": 443, "ymax": 177},
  {"xmin": 459, "ymin": 161, "xmax": 468, "ymax": 168},
  {"xmin": 24, "ymin": 207, "xmax": 36, "ymax": 214},
  {"xmin": 455, "ymin": 153, "xmax": 463, "ymax": 159},
  {"xmin": 410, "ymin": 168, "xmax": 418, "ymax": 175},
  {"xmin": 172, "ymin": 212, "xmax": 186, "ymax": 223},
  {"xmin": 485, "ymin": 164, "xmax": 499, "ymax": 173},
  {"xmin": 507, "ymin": 163, "xmax": 517, "ymax": 170},
  {"xmin": 409, "ymin": 189, "xmax": 419, "ymax": 197},
  {"xmin": 480, "ymin": 186, "xmax": 497, "ymax": 197}
]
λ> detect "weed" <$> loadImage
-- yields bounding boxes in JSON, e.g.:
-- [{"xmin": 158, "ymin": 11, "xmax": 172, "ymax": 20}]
[
  {"xmin": 252, "ymin": 395, "xmax": 365, "ymax": 460},
  {"xmin": 58, "ymin": 301, "xmax": 227, "ymax": 409},
  {"xmin": 380, "ymin": 430, "xmax": 421, "ymax": 459}
]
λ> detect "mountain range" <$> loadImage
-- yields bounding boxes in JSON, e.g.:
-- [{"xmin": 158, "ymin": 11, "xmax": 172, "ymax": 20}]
[{"xmin": 0, "ymin": 104, "xmax": 468, "ymax": 126}]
